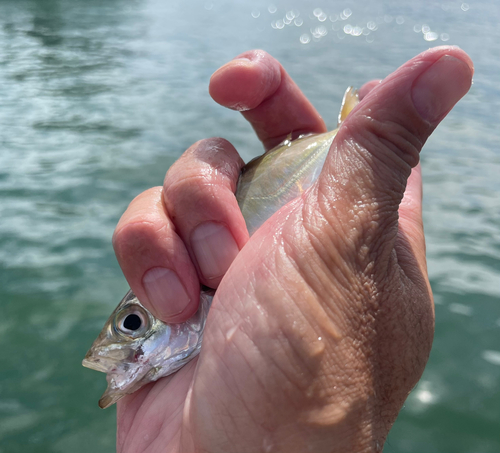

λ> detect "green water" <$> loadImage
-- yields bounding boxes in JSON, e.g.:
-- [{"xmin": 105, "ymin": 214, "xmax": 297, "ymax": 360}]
[{"xmin": 1, "ymin": 0, "xmax": 499, "ymax": 451}]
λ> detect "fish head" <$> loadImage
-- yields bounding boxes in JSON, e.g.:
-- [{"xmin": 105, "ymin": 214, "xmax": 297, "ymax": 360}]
[{"xmin": 82, "ymin": 290, "xmax": 171, "ymax": 408}]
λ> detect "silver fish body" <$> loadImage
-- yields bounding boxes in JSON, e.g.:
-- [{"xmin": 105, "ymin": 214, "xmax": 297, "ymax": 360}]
[{"xmin": 83, "ymin": 87, "xmax": 359, "ymax": 408}]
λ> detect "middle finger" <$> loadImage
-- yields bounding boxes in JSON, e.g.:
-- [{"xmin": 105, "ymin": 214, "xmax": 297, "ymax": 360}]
[{"xmin": 163, "ymin": 137, "xmax": 248, "ymax": 289}]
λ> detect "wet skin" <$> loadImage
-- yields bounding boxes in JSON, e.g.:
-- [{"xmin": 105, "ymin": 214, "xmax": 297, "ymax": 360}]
[{"xmin": 111, "ymin": 47, "xmax": 473, "ymax": 452}]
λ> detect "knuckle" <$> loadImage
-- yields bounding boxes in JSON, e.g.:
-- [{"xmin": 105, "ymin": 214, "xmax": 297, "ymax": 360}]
[
  {"xmin": 348, "ymin": 113, "xmax": 424, "ymax": 171},
  {"xmin": 127, "ymin": 186, "xmax": 163, "ymax": 208},
  {"xmin": 164, "ymin": 137, "xmax": 242, "ymax": 193},
  {"xmin": 163, "ymin": 138, "xmax": 243, "ymax": 220},
  {"xmin": 187, "ymin": 137, "xmax": 234, "ymax": 156},
  {"xmin": 112, "ymin": 218, "xmax": 166, "ymax": 259},
  {"xmin": 163, "ymin": 173, "xmax": 217, "ymax": 215},
  {"xmin": 186, "ymin": 137, "xmax": 238, "ymax": 163}
]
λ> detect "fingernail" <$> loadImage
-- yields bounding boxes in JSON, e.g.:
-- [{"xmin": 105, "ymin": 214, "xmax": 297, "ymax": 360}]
[
  {"xmin": 191, "ymin": 222, "xmax": 239, "ymax": 281},
  {"xmin": 412, "ymin": 55, "xmax": 472, "ymax": 124},
  {"xmin": 142, "ymin": 267, "xmax": 190, "ymax": 319}
]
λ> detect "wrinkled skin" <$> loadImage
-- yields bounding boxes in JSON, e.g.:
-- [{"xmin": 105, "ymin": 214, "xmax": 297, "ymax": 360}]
[{"xmin": 111, "ymin": 47, "xmax": 473, "ymax": 452}]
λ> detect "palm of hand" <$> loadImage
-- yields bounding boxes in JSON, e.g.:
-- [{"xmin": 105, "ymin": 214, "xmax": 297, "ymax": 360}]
[{"xmin": 112, "ymin": 48, "xmax": 472, "ymax": 453}]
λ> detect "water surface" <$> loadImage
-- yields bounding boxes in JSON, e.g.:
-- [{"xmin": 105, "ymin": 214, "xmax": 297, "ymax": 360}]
[{"xmin": 1, "ymin": 0, "xmax": 499, "ymax": 451}]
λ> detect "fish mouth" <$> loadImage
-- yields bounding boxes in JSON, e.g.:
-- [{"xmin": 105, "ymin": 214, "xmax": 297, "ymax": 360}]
[
  {"xmin": 82, "ymin": 355, "xmax": 132, "ymax": 409},
  {"xmin": 98, "ymin": 387, "xmax": 125, "ymax": 409},
  {"xmin": 82, "ymin": 354, "xmax": 125, "ymax": 408},
  {"xmin": 82, "ymin": 349, "xmax": 115, "ymax": 373},
  {"xmin": 97, "ymin": 367, "xmax": 152, "ymax": 409},
  {"xmin": 82, "ymin": 340, "xmax": 137, "ymax": 373},
  {"xmin": 84, "ymin": 350, "xmax": 151, "ymax": 409},
  {"xmin": 82, "ymin": 357, "xmax": 130, "ymax": 408},
  {"xmin": 82, "ymin": 346, "xmax": 127, "ymax": 373},
  {"xmin": 82, "ymin": 357, "xmax": 109, "ymax": 373}
]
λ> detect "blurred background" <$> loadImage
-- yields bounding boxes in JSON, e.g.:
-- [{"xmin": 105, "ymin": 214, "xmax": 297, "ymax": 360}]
[{"xmin": 0, "ymin": 0, "xmax": 498, "ymax": 451}]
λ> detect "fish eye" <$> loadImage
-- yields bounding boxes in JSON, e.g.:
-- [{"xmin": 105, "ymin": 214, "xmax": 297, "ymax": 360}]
[
  {"xmin": 114, "ymin": 306, "xmax": 150, "ymax": 338},
  {"xmin": 123, "ymin": 314, "xmax": 142, "ymax": 331}
]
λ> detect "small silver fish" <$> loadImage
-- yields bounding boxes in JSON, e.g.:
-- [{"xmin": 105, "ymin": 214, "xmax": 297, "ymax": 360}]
[{"xmin": 82, "ymin": 87, "xmax": 359, "ymax": 408}]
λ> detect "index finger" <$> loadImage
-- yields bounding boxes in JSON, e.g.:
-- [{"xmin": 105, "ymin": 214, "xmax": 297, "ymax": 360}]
[{"xmin": 209, "ymin": 50, "xmax": 327, "ymax": 151}]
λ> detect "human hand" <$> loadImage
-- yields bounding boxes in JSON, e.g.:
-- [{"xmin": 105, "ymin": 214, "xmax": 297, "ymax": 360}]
[{"xmin": 112, "ymin": 47, "xmax": 473, "ymax": 453}]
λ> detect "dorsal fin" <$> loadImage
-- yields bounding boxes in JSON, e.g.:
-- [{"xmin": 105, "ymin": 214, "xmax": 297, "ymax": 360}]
[{"xmin": 337, "ymin": 86, "xmax": 359, "ymax": 127}]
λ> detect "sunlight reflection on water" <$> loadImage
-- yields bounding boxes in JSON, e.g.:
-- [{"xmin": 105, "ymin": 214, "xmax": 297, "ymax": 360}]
[
  {"xmin": 243, "ymin": 2, "xmax": 469, "ymax": 45},
  {"xmin": 1, "ymin": 0, "xmax": 499, "ymax": 452}
]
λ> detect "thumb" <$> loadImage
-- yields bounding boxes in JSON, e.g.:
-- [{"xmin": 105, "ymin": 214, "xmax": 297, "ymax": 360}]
[{"xmin": 317, "ymin": 46, "xmax": 473, "ymax": 260}]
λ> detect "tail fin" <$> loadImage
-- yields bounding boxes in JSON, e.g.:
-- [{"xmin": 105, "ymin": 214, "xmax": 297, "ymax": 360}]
[{"xmin": 337, "ymin": 87, "xmax": 359, "ymax": 126}]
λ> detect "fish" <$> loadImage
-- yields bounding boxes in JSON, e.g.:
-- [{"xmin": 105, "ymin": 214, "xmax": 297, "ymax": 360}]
[{"xmin": 82, "ymin": 87, "xmax": 359, "ymax": 409}]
